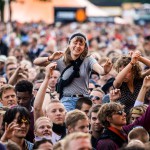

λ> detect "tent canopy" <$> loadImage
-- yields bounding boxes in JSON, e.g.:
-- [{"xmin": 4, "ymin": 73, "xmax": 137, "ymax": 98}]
[{"xmin": 5, "ymin": 0, "xmax": 108, "ymax": 23}]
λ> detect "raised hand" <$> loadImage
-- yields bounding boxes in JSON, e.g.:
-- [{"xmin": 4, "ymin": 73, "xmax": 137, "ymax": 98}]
[
  {"xmin": 48, "ymin": 51, "xmax": 64, "ymax": 61},
  {"xmin": 45, "ymin": 62, "xmax": 57, "ymax": 79},
  {"xmin": 109, "ymin": 89, "xmax": 121, "ymax": 102},
  {"xmin": 103, "ymin": 59, "xmax": 113, "ymax": 74},
  {"xmin": 143, "ymin": 75, "xmax": 150, "ymax": 90},
  {"xmin": 1, "ymin": 122, "xmax": 20, "ymax": 142},
  {"xmin": 131, "ymin": 51, "xmax": 141, "ymax": 64}
]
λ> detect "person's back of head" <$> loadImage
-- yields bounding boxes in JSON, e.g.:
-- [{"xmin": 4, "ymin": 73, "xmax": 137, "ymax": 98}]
[
  {"xmin": 5, "ymin": 140, "xmax": 21, "ymax": 150},
  {"xmin": 128, "ymin": 127, "xmax": 149, "ymax": 143},
  {"xmin": 33, "ymin": 138, "xmax": 53, "ymax": 150},
  {"xmin": 126, "ymin": 139, "xmax": 145, "ymax": 150}
]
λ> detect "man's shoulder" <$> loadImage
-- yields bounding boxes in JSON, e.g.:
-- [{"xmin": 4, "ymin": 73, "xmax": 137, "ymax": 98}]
[{"xmin": 97, "ymin": 139, "xmax": 118, "ymax": 150}]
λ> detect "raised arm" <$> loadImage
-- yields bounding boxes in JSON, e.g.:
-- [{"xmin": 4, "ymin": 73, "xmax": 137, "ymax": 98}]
[
  {"xmin": 139, "ymin": 55, "xmax": 150, "ymax": 67},
  {"xmin": 134, "ymin": 75, "xmax": 150, "ymax": 106},
  {"xmin": 92, "ymin": 59, "xmax": 112, "ymax": 75},
  {"xmin": 34, "ymin": 62, "xmax": 57, "ymax": 121},
  {"xmin": 8, "ymin": 66, "xmax": 28, "ymax": 86},
  {"xmin": 113, "ymin": 52, "xmax": 140, "ymax": 88},
  {"xmin": 33, "ymin": 51, "xmax": 64, "ymax": 66}
]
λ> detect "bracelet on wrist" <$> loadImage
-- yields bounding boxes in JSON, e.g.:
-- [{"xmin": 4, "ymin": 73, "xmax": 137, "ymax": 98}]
[
  {"xmin": 130, "ymin": 61, "xmax": 135, "ymax": 66},
  {"xmin": 47, "ymin": 57, "xmax": 51, "ymax": 62}
]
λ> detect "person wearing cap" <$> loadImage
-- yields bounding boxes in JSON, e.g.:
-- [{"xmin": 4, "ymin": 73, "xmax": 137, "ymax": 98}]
[{"xmin": 34, "ymin": 32, "xmax": 112, "ymax": 111}]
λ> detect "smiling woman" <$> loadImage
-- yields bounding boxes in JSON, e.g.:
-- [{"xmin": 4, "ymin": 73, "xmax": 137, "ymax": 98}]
[{"xmin": 34, "ymin": 32, "xmax": 112, "ymax": 112}]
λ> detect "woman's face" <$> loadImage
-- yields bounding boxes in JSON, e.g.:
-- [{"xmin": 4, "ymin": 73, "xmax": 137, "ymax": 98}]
[
  {"xmin": 69, "ymin": 37, "xmax": 85, "ymax": 59},
  {"xmin": 35, "ymin": 119, "xmax": 52, "ymax": 137}
]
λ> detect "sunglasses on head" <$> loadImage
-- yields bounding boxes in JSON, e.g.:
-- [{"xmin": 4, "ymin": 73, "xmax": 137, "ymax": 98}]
[{"xmin": 90, "ymin": 95, "xmax": 101, "ymax": 100}]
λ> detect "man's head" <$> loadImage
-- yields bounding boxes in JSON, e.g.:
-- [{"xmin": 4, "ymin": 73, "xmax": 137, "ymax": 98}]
[
  {"xmin": 129, "ymin": 105, "xmax": 147, "ymax": 124},
  {"xmin": 97, "ymin": 102, "xmax": 126, "ymax": 128},
  {"xmin": 88, "ymin": 104, "xmax": 103, "ymax": 133},
  {"xmin": 15, "ymin": 80, "xmax": 33, "ymax": 110},
  {"xmin": 0, "ymin": 84, "xmax": 17, "ymax": 107},
  {"xmin": 3, "ymin": 106, "xmax": 30, "ymax": 139},
  {"xmin": 63, "ymin": 132, "xmax": 92, "ymax": 150},
  {"xmin": 34, "ymin": 116, "xmax": 52, "ymax": 137},
  {"xmin": 128, "ymin": 127, "xmax": 149, "ymax": 144},
  {"xmin": 65, "ymin": 109, "xmax": 89, "ymax": 134},
  {"xmin": 5, "ymin": 62, "xmax": 17, "ymax": 80},
  {"xmin": 49, "ymin": 70, "xmax": 60, "ymax": 92},
  {"xmin": 90, "ymin": 88, "xmax": 104, "ymax": 104},
  {"xmin": 45, "ymin": 100, "xmax": 66, "ymax": 125},
  {"xmin": 0, "ymin": 76, "xmax": 7, "ymax": 88},
  {"xmin": 33, "ymin": 138, "xmax": 53, "ymax": 150},
  {"xmin": 75, "ymin": 97, "xmax": 92, "ymax": 115}
]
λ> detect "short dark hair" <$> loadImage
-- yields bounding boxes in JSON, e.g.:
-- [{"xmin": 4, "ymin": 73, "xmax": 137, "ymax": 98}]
[
  {"xmin": 2, "ymin": 106, "xmax": 30, "ymax": 131},
  {"xmin": 33, "ymin": 138, "xmax": 53, "ymax": 149},
  {"xmin": 88, "ymin": 104, "xmax": 101, "ymax": 119},
  {"xmin": 15, "ymin": 80, "xmax": 33, "ymax": 94},
  {"xmin": 76, "ymin": 97, "xmax": 92, "ymax": 110}
]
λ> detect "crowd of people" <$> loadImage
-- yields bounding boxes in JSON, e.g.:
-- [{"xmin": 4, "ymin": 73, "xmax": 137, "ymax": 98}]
[{"xmin": 0, "ymin": 20, "xmax": 150, "ymax": 150}]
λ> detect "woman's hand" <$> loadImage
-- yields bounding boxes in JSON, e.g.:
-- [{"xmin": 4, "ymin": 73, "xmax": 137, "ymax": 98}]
[
  {"xmin": 48, "ymin": 51, "xmax": 64, "ymax": 61},
  {"xmin": 130, "ymin": 51, "xmax": 141, "ymax": 64}
]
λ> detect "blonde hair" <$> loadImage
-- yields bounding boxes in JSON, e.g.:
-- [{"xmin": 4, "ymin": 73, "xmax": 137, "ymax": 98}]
[
  {"xmin": 63, "ymin": 132, "xmax": 91, "ymax": 150},
  {"xmin": 34, "ymin": 116, "xmax": 52, "ymax": 131}
]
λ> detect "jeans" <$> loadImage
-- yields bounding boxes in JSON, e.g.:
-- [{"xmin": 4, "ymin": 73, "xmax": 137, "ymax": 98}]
[{"xmin": 60, "ymin": 96, "xmax": 79, "ymax": 112}]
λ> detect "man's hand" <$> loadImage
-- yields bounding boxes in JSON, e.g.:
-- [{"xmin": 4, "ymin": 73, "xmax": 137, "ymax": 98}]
[
  {"xmin": 45, "ymin": 62, "xmax": 57, "ymax": 79},
  {"xmin": 1, "ymin": 122, "xmax": 20, "ymax": 142}
]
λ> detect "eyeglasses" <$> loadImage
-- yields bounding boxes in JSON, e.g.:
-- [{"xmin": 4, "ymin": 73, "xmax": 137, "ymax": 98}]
[
  {"xmin": 90, "ymin": 95, "xmax": 101, "ymax": 100},
  {"xmin": 113, "ymin": 110, "xmax": 125, "ymax": 116},
  {"xmin": 17, "ymin": 117, "xmax": 30, "ymax": 125},
  {"xmin": 88, "ymin": 88, "xmax": 94, "ymax": 91}
]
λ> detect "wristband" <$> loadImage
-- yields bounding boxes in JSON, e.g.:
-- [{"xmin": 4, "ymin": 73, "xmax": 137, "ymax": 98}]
[
  {"xmin": 47, "ymin": 57, "xmax": 51, "ymax": 62},
  {"xmin": 130, "ymin": 61, "xmax": 135, "ymax": 66}
]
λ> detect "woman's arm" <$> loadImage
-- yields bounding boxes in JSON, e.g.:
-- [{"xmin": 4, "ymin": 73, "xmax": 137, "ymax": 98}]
[
  {"xmin": 33, "ymin": 51, "xmax": 64, "ymax": 66},
  {"xmin": 139, "ymin": 56, "xmax": 150, "ymax": 67},
  {"xmin": 113, "ymin": 52, "xmax": 140, "ymax": 88},
  {"xmin": 113, "ymin": 62, "xmax": 133, "ymax": 88},
  {"xmin": 34, "ymin": 62, "xmax": 57, "ymax": 121},
  {"xmin": 92, "ymin": 59, "xmax": 112, "ymax": 75}
]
